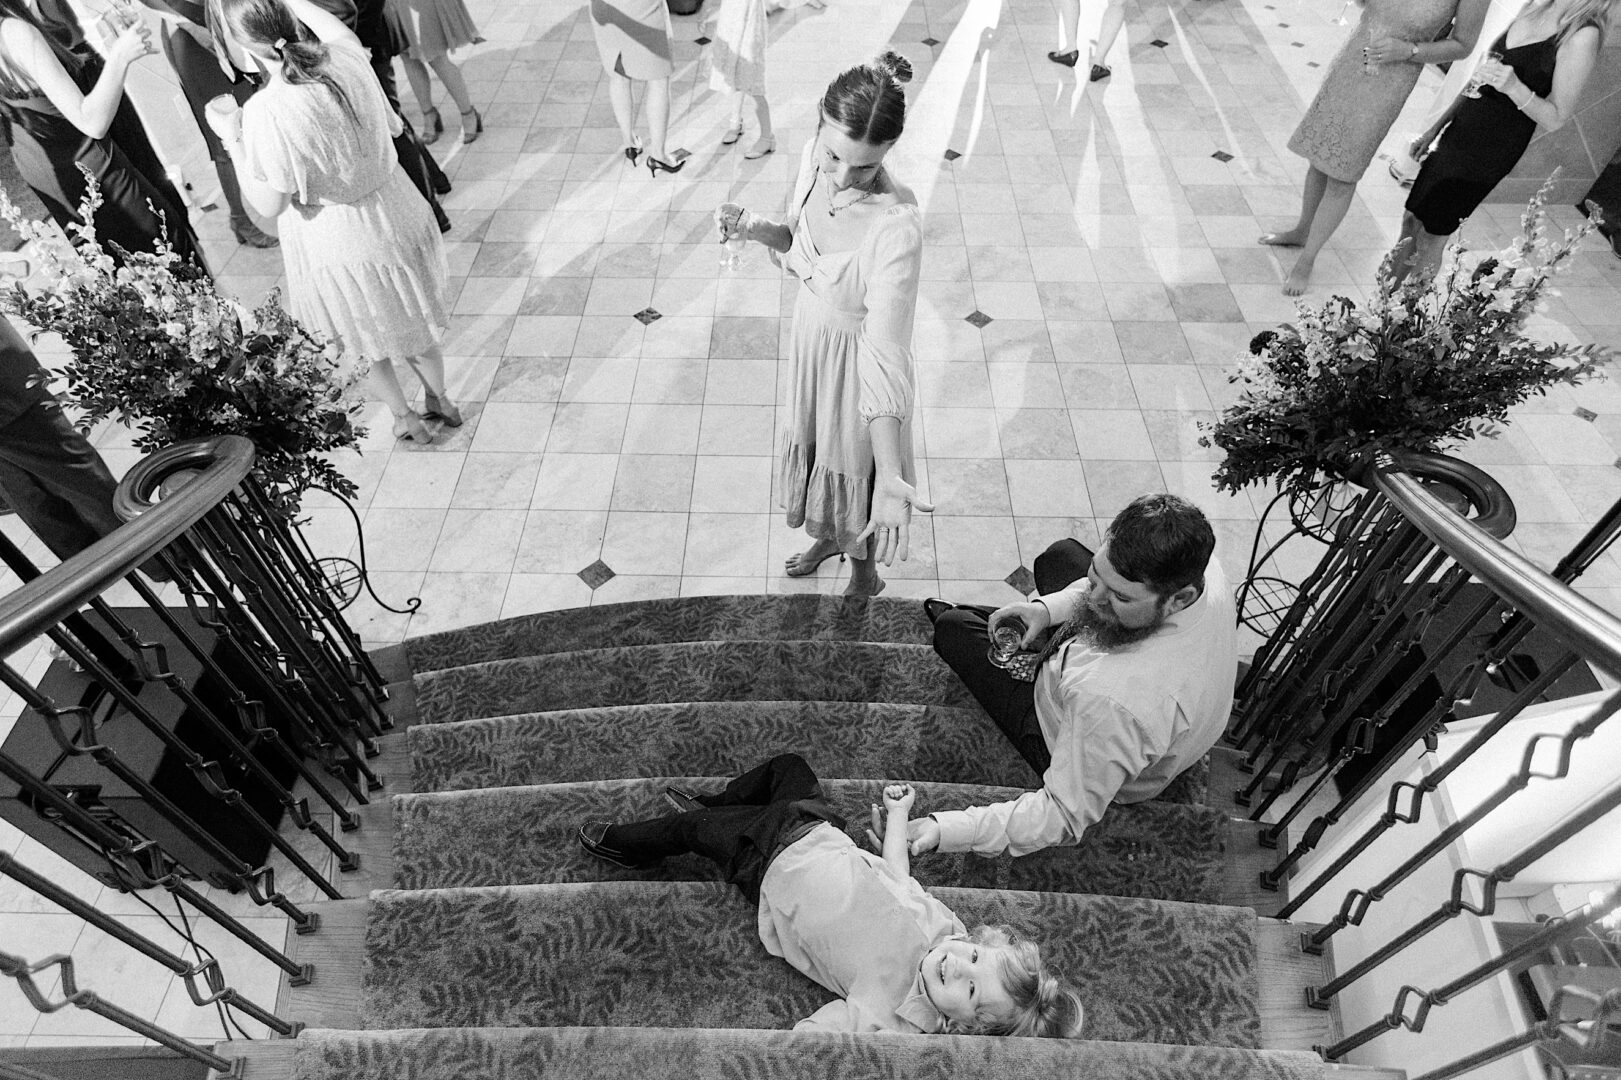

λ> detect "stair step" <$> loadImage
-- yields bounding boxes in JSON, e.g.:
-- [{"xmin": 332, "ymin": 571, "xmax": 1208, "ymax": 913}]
[
  {"xmin": 391, "ymin": 777, "xmax": 1232, "ymax": 903},
  {"xmin": 272, "ymin": 1026, "xmax": 1339, "ymax": 1080},
  {"xmin": 406, "ymin": 698, "xmax": 1211, "ymax": 806},
  {"xmin": 405, "ymin": 594, "xmax": 933, "ymax": 674},
  {"xmin": 360, "ymin": 881, "xmax": 1264, "ymax": 1048},
  {"xmin": 413, "ymin": 640, "xmax": 976, "ymax": 725}
]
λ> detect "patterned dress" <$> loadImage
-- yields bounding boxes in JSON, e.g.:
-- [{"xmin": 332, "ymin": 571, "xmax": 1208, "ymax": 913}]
[
  {"xmin": 239, "ymin": 38, "xmax": 448, "ymax": 373},
  {"xmin": 779, "ymin": 139, "xmax": 923, "ymax": 557},
  {"xmin": 1287, "ymin": 0, "xmax": 1459, "ymax": 182}
]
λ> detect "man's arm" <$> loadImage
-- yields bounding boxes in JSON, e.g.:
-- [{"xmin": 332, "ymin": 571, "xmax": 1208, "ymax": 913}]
[{"xmin": 932, "ymin": 694, "xmax": 1154, "ymax": 857}]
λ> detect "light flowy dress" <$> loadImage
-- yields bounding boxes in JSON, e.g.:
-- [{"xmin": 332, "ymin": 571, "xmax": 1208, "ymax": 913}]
[
  {"xmin": 386, "ymin": 0, "xmax": 483, "ymax": 62},
  {"xmin": 778, "ymin": 139, "xmax": 923, "ymax": 557},
  {"xmin": 706, "ymin": 0, "xmax": 766, "ymax": 96},
  {"xmin": 239, "ymin": 38, "xmax": 449, "ymax": 374}
]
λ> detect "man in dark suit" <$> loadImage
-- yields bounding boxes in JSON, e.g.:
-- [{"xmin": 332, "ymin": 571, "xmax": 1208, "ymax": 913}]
[{"xmin": 1579, "ymin": 144, "xmax": 1621, "ymax": 260}]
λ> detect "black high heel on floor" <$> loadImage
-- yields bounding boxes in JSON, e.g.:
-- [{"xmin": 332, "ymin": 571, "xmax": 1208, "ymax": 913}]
[
  {"xmin": 624, "ymin": 143, "xmax": 643, "ymax": 165},
  {"xmin": 646, "ymin": 154, "xmax": 685, "ymax": 176}
]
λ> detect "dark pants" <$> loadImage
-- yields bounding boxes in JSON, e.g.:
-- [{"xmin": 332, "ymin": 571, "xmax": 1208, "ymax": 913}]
[
  {"xmin": 931, "ymin": 539, "xmax": 1094, "ymax": 775},
  {"xmin": 1581, "ymin": 148, "xmax": 1621, "ymax": 236},
  {"xmin": 603, "ymin": 754, "xmax": 842, "ymax": 904},
  {"xmin": 0, "ymin": 400, "xmax": 127, "ymax": 561}
]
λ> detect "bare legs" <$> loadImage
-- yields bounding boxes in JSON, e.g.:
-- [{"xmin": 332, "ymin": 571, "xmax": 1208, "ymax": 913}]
[
  {"xmin": 401, "ymin": 54, "xmax": 474, "ymax": 126},
  {"xmin": 606, "ymin": 73, "xmax": 674, "ymax": 162},
  {"xmin": 727, "ymin": 90, "xmax": 774, "ymax": 156},
  {"xmin": 1390, "ymin": 211, "xmax": 1449, "ymax": 287},
  {"xmin": 782, "ymin": 536, "xmax": 883, "ymax": 597},
  {"xmin": 1258, "ymin": 166, "xmax": 1356, "ymax": 296},
  {"xmin": 368, "ymin": 346, "xmax": 456, "ymax": 443},
  {"xmin": 1091, "ymin": 0, "xmax": 1126, "ymax": 70},
  {"xmin": 1054, "ymin": 0, "xmax": 1079, "ymax": 53}
]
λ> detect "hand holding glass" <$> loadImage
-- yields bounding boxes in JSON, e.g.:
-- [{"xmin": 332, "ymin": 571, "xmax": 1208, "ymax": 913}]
[
  {"xmin": 204, "ymin": 94, "xmax": 242, "ymax": 143},
  {"xmin": 716, "ymin": 203, "xmax": 751, "ymax": 272},
  {"xmin": 1463, "ymin": 52, "xmax": 1507, "ymax": 98},
  {"xmin": 987, "ymin": 619, "xmax": 1027, "ymax": 668},
  {"xmin": 1361, "ymin": 20, "xmax": 1386, "ymax": 74}
]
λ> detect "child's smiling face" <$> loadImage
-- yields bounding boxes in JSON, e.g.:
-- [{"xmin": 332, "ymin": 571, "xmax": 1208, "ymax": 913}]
[{"xmin": 918, "ymin": 938, "xmax": 1016, "ymax": 1026}]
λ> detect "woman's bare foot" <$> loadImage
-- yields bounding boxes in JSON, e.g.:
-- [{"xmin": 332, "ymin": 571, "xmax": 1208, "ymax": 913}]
[
  {"xmin": 1259, "ymin": 229, "xmax": 1307, "ymax": 247},
  {"xmin": 1282, "ymin": 254, "xmax": 1315, "ymax": 296},
  {"xmin": 844, "ymin": 574, "xmax": 886, "ymax": 598},
  {"xmin": 785, "ymin": 538, "xmax": 843, "ymax": 577}
]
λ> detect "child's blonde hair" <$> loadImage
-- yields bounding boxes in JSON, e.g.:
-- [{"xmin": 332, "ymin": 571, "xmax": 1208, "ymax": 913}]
[{"xmin": 941, "ymin": 925, "xmax": 1085, "ymax": 1039}]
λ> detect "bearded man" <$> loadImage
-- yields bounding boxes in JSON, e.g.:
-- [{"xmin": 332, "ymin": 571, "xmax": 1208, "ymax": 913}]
[{"xmin": 905, "ymin": 493, "xmax": 1237, "ymax": 858}]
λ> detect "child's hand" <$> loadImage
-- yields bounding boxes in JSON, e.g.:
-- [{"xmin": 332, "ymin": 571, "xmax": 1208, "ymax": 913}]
[{"xmin": 882, "ymin": 783, "xmax": 915, "ymax": 817}]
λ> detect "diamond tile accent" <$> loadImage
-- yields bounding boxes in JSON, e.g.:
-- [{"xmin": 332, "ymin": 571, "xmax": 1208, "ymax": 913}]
[
  {"xmin": 1576, "ymin": 406, "xmax": 1598, "ymax": 421},
  {"xmin": 965, "ymin": 310, "xmax": 993, "ymax": 328},
  {"xmin": 1277, "ymin": 21, "xmax": 1289, "ymax": 27},
  {"xmin": 633, "ymin": 308, "xmax": 662, "ymax": 324},
  {"xmin": 1005, "ymin": 566, "xmax": 1037, "ymax": 596},
  {"xmin": 922, "ymin": 36, "xmax": 939, "ymax": 46},
  {"xmin": 1291, "ymin": 41, "xmax": 1304, "ymax": 47},
  {"xmin": 1150, "ymin": 38, "xmax": 1168, "ymax": 47},
  {"xmin": 1211, "ymin": 150, "xmax": 1234, "ymax": 163},
  {"xmin": 1306, "ymin": 60, "xmax": 1320, "ymax": 67},
  {"xmin": 944, "ymin": 149, "xmax": 961, "ymax": 161},
  {"xmin": 578, "ymin": 559, "xmax": 616, "ymax": 589},
  {"xmin": 694, "ymin": 35, "xmax": 711, "ymax": 45}
]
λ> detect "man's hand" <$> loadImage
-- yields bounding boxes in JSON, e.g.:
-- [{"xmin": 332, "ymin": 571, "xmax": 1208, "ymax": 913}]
[
  {"xmin": 866, "ymin": 803, "xmax": 941, "ymax": 856},
  {"xmin": 988, "ymin": 599, "xmax": 1052, "ymax": 649}
]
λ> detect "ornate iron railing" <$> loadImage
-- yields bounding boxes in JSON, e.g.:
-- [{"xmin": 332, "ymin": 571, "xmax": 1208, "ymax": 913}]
[
  {"xmin": 1233, "ymin": 449, "xmax": 1621, "ymax": 1075},
  {"xmin": 0, "ymin": 434, "xmax": 390, "ymax": 1071}
]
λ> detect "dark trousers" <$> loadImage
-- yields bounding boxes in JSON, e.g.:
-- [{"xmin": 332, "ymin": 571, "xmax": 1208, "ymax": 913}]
[
  {"xmin": 1581, "ymin": 149, "xmax": 1621, "ymax": 235},
  {"xmin": 604, "ymin": 754, "xmax": 841, "ymax": 904},
  {"xmin": 931, "ymin": 539, "xmax": 1094, "ymax": 775},
  {"xmin": 0, "ymin": 400, "xmax": 126, "ymax": 561}
]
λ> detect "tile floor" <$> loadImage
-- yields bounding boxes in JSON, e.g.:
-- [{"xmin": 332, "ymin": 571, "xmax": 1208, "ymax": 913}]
[{"xmin": 6, "ymin": 0, "xmax": 1621, "ymax": 1052}]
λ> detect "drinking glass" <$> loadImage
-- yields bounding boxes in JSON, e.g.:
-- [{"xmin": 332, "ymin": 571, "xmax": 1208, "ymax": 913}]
[
  {"xmin": 987, "ymin": 619, "xmax": 1027, "ymax": 668},
  {"xmin": 1462, "ymin": 51, "xmax": 1505, "ymax": 98},
  {"xmin": 1361, "ymin": 19, "xmax": 1386, "ymax": 75},
  {"xmin": 97, "ymin": 0, "xmax": 141, "ymax": 48},
  {"xmin": 719, "ymin": 207, "xmax": 751, "ymax": 272}
]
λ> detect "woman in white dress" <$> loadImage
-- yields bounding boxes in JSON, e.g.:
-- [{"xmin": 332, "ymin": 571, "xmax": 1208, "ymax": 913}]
[
  {"xmin": 707, "ymin": 0, "xmax": 774, "ymax": 157},
  {"xmin": 715, "ymin": 51, "xmax": 932, "ymax": 597},
  {"xmin": 210, "ymin": 0, "xmax": 458, "ymax": 443}
]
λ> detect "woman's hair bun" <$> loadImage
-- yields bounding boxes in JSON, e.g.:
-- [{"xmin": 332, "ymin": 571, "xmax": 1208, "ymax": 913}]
[{"xmin": 874, "ymin": 49, "xmax": 913, "ymax": 85}]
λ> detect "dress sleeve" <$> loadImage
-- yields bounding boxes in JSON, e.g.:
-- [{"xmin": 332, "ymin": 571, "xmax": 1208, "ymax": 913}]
[
  {"xmin": 856, "ymin": 204, "xmax": 923, "ymax": 425},
  {"xmin": 238, "ymin": 97, "xmax": 300, "ymax": 200},
  {"xmin": 783, "ymin": 136, "xmax": 818, "ymax": 234}
]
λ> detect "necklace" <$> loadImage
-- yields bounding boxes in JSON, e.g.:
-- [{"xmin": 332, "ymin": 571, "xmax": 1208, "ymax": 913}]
[{"xmin": 826, "ymin": 177, "xmax": 878, "ymax": 217}]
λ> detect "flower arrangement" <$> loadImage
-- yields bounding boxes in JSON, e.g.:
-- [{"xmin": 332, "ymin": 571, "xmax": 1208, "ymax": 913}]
[
  {"xmin": 1201, "ymin": 179, "xmax": 1612, "ymax": 502},
  {"xmin": 0, "ymin": 173, "xmax": 364, "ymax": 518}
]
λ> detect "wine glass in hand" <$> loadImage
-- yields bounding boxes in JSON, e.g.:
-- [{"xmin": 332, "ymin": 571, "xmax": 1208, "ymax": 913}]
[{"xmin": 715, "ymin": 202, "xmax": 750, "ymax": 272}]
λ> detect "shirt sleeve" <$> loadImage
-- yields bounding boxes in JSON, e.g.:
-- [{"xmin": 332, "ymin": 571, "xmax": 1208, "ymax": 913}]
[
  {"xmin": 1038, "ymin": 579, "xmax": 1087, "ymax": 627},
  {"xmin": 239, "ymin": 99, "xmax": 299, "ymax": 198},
  {"xmin": 856, "ymin": 205, "xmax": 922, "ymax": 424},
  {"xmin": 932, "ymin": 689, "xmax": 1156, "ymax": 857},
  {"xmin": 793, "ymin": 998, "xmax": 861, "ymax": 1032}
]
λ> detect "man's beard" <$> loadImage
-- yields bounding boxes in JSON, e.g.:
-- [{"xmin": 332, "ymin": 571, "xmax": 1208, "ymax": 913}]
[{"xmin": 1073, "ymin": 597, "xmax": 1165, "ymax": 650}]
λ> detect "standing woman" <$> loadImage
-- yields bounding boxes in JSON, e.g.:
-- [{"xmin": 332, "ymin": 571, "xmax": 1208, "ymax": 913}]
[
  {"xmin": 1395, "ymin": 0, "xmax": 1615, "ymax": 284},
  {"xmin": 716, "ymin": 51, "xmax": 932, "ymax": 597},
  {"xmin": 708, "ymin": 0, "xmax": 774, "ymax": 158},
  {"xmin": 1260, "ymin": 0, "xmax": 1488, "ymax": 295},
  {"xmin": 389, "ymin": 0, "xmax": 481, "ymax": 145},
  {"xmin": 210, "ymin": 0, "xmax": 458, "ymax": 442},
  {"xmin": 0, "ymin": 0, "xmax": 208, "ymax": 270},
  {"xmin": 591, "ymin": 0, "xmax": 681, "ymax": 173}
]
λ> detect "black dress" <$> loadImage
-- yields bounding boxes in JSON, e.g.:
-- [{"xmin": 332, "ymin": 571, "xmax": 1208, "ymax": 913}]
[
  {"xmin": 0, "ymin": 47, "xmax": 207, "ymax": 271},
  {"xmin": 1406, "ymin": 29, "xmax": 1561, "ymax": 236}
]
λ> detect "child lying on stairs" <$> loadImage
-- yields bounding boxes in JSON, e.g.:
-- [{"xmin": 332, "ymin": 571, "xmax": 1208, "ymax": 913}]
[{"xmin": 578, "ymin": 753, "xmax": 1085, "ymax": 1037}]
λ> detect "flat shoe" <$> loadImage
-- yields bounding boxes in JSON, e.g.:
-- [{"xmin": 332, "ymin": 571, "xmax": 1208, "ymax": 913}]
[
  {"xmin": 744, "ymin": 135, "xmax": 775, "ymax": 159},
  {"xmin": 663, "ymin": 786, "xmax": 705, "ymax": 814},
  {"xmin": 1047, "ymin": 49, "xmax": 1079, "ymax": 67},
  {"xmin": 784, "ymin": 547, "xmax": 845, "ymax": 578},
  {"xmin": 578, "ymin": 820, "xmax": 655, "ymax": 869},
  {"xmin": 720, "ymin": 122, "xmax": 743, "ymax": 145},
  {"xmin": 1089, "ymin": 63, "xmax": 1111, "ymax": 81}
]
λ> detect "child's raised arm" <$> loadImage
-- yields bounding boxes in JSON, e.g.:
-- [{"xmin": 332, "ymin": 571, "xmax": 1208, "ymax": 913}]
[{"xmin": 876, "ymin": 783, "xmax": 915, "ymax": 878}]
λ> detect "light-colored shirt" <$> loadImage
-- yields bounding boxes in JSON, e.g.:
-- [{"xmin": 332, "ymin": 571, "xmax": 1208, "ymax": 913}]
[
  {"xmin": 934, "ymin": 558, "xmax": 1237, "ymax": 857},
  {"xmin": 757, "ymin": 823, "xmax": 962, "ymax": 1033}
]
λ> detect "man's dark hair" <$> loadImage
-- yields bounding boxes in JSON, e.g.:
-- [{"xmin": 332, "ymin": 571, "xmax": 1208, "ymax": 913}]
[{"xmin": 1104, "ymin": 494, "xmax": 1215, "ymax": 600}]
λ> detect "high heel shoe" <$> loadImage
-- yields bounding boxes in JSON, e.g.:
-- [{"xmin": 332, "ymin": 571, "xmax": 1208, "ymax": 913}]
[
  {"xmin": 784, "ymin": 547, "xmax": 844, "ymax": 578},
  {"xmin": 231, "ymin": 217, "xmax": 279, "ymax": 248},
  {"xmin": 623, "ymin": 137, "xmax": 643, "ymax": 165},
  {"xmin": 392, "ymin": 410, "xmax": 433, "ymax": 444},
  {"xmin": 460, "ymin": 107, "xmax": 483, "ymax": 145},
  {"xmin": 744, "ymin": 134, "xmax": 775, "ymax": 160},
  {"xmin": 421, "ymin": 389, "xmax": 462, "ymax": 427},
  {"xmin": 645, "ymin": 154, "xmax": 685, "ymax": 176},
  {"xmin": 422, "ymin": 107, "xmax": 444, "ymax": 146}
]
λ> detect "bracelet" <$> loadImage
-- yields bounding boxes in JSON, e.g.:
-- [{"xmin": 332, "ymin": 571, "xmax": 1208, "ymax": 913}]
[
  {"xmin": 1514, "ymin": 85, "xmax": 1535, "ymax": 111},
  {"xmin": 1408, "ymin": 41, "xmax": 1418, "ymax": 60}
]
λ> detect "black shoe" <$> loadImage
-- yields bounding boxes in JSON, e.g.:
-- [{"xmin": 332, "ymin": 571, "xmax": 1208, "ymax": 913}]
[
  {"xmin": 1089, "ymin": 63, "xmax": 1112, "ymax": 82},
  {"xmin": 1047, "ymin": 48, "xmax": 1079, "ymax": 67},
  {"xmin": 923, "ymin": 598, "xmax": 953, "ymax": 625},
  {"xmin": 1610, "ymin": 230, "xmax": 1621, "ymax": 261},
  {"xmin": 663, "ymin": 786, "xmax": 704, "ymax": 814},
  {"xmin": 578, "ymin": 820, "xmax": 654, "ymax": 869}
]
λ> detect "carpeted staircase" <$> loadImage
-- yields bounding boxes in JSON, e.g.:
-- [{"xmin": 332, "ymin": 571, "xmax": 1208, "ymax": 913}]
[{"xmin": 236, "ymin": 595, "xmax": 1391, "ymax": 1080}]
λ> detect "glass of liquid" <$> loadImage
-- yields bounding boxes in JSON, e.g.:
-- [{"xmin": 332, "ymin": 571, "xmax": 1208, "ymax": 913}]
[
  {"xmin": 987, "ymin": 619, "xmax": 1027, "ymax": 669},
  {"xmin": 1462, "ymin": 51, "xmax": 1505, "ymax": 98},
  {"xmin": 1361, "ymin": 20, "xmax": 1386, "ymax": 75},
  {"xmin": 719, "ymin": 207, "xmax": 751, "ymax": 272}
]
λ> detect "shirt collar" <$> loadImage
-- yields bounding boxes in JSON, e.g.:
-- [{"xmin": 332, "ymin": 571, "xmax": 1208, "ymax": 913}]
[{"xmin": 895, "ymin": 965, "xmax": 948, "ymax": 1033}]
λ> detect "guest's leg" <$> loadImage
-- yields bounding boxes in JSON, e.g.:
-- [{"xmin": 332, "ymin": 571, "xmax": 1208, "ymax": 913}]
[
  {"xmin": 696, "ymin": 752, "xmax": 822, "ymax": 808},
  {"xmin": 401, "ymin": 54, "xmax": 436, "ymax": 118},
  {"xmin": 0, "ymin": 412, "xmax": 120, "ymax": 560},
  {"xmin": 932, "ymin": 607, "xmax": 1049, "ymax": 774},
  {"xmin": 428, "ymin": 54, "xmax": 475, "ymax": 115},
  {"xmin": 606, "ymin": 71, "xmax": 637, "ymax": 148},
  {"xmin": 645, "ymin": 77, "xmax": 672, "ymax": 161},
  {"xmin": 1091, "ymin": 0, "xmax": 1126, "ymax": 66},
  {"xmin": 1033, "ymin": 538, "xmax": 1093, "ymax": 595}
]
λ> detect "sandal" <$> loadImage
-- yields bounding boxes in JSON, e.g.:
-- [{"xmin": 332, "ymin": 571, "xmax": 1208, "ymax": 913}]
[
  {"xmin": 421, "ymin": 389, "xmax": 463, "ymax": 427},
  {"xmin": 421, "ymin": 106, "xmax": 444, "ymax": 146},
  {"xmin": 392, "ymin": 410, "xmax": 433, "ymax": 443},
  {"xmin": 461, "ymin": 107, "xmax": 483, "ymax": 145},
  {"xmin": 784, "ymin": 546, "xmax": 845, "ymax": 578}
]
